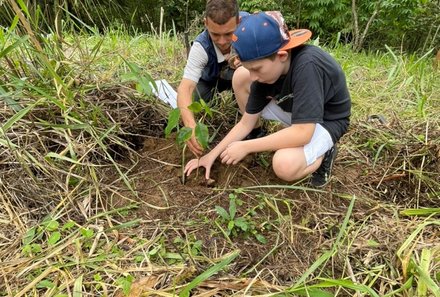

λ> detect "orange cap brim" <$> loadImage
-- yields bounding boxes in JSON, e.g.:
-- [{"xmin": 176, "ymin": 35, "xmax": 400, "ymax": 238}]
[{"xmin": 279, "ymin": 29, "xmax": 312, "ymax": 51}]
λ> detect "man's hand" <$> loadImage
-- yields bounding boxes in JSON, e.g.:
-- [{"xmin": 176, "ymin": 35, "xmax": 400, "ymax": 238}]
[
  {"xmin": 187, "ymin": 134, "xmax": 204, "ymax": 157},
  {"xmin": 228, "ymin": 54, "xmax": 242, "ymax": 69},
  {"xmin": 184, "ymin": 154, "xmax": 216, "ymax": 180},
  {"xmin": 220, "ymin": 141, "xmax": 249, "ymax": 165}
]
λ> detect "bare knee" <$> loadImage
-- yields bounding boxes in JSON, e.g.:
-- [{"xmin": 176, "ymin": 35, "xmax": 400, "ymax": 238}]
[
  {"xmin": 232, "ymin": 66, "xmax": 251, "ymax": 113},
  {"xmin": 272, "ymin": 149, "xmax": 306, "ymax": 181}
]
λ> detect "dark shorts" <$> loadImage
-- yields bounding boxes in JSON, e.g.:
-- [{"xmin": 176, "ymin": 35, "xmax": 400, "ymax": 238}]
[{"xmin": 193, "ymin": 78, "xmax": 233, "ymax": 102}]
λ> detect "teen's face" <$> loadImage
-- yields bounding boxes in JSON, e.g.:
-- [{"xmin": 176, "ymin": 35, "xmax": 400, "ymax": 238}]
[
  {"xmin": 242, "ymin": 54, "xmax": 287, "ymax": 84},
  {"xmin": 205, "ymin": 17, "xmax": 238, "ymax": 54}
]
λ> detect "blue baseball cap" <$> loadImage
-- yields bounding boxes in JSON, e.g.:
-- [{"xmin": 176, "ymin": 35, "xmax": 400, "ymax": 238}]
[{"xmin": 232, "ymin": 11, "xmax": 312, "ymax": 62}]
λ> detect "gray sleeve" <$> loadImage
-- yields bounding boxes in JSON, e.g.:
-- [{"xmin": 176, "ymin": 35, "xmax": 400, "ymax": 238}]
[{"xmin": 183, "ymin": 42, "xmax": 208, "ymax": 83}]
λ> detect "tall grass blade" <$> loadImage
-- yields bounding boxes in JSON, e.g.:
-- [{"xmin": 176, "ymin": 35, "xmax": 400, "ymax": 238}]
[
  {"xmin": 0, "ymin": 99, "xmax": 41, "ymax": 133},
  {"xmin": 415, "ymin": 263, "xmax": 440, "ymax": 297},
  {"xmin": 0, "ymin": 35, "xmax": 29, "ymax": 58},
  {"xmin": 73, "ymin": 274, "xmax": 83, "ymax": 297},
  {"xmin": 400, "ymin": 208, "xmax": 440, "ymax": 217},
  {"xmin": 178, "ymin": 250, "xmax": 240, "ymax": 297},
  {"xmin": 417, "ymin": 248, "xmax": 432, "ymax": 297},
  {"xmin": 289, "ymin": 196, "xmax": 356, "ymax": 290}
]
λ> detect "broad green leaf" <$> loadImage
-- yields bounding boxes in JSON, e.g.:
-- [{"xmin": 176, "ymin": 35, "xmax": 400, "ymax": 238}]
[
  {"xmin": 42, "ymin": 220, "xmax": 59, "ymax": 232},
  {"xmin": 188, "ymin": 101, "xmax": 202, "ymax": 113},
  {"xmin": 234, "ymin": 217, "xmax": 248, "ymax": 231},
  {"xmin": 215, "ymin": 206, "xmax": 230, "ymax": 220},
  {"xmin": 255, "ymin": 234, "xmax": 267, "ymax": 244},
  {"xmin": 48, "ymin": 231, "xmax": 61, "ymax": 246},
  {"xmin": 165, "ymin": 108, "xmax": 180, "ymax": 137},
  {"xmin": 200, "ymin": 99, "xmax": 213, "ymax": 117},
  {"xmin": 195, "ymin": 123, "xmax": 209, "ymax": 149},
  {"xmin": 80, "ymin": 228, "xmax": 94, "ymax": 238},
  {"xmin": 62, "ymin": 221, "xmax": 75, "ymax": 230},
  {"xmin": 176, "ymin": 127, "xmax": 192, "ymax": 147}
]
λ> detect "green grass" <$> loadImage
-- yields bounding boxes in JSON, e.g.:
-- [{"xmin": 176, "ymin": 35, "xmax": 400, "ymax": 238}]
[{"xmin": 1, "ymin": 7, "xmax": 440, "ymax": 297}]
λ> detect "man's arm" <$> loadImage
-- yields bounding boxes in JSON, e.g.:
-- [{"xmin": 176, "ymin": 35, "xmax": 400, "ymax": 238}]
[
  {"xmin": 177, "ymin": 43, "xmax": 208, "ymax": 156},
  {"xmin": 177, "ymin": 78, "xmax": 198, "ymax": 129}
]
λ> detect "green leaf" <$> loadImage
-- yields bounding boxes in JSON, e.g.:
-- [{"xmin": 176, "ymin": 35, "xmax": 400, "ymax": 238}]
[
  {"xmin": 165, "ymin": 108, "xmax": 181, "ymax": 137},
  {"xmin": 62, "ymin": 221, "xmax": 75, "ymax": 231},
  {"xmin": 42, "ymin": 220, "xmax": 59, "ymax": 232},
  {"xmin": 73, "ymin": 275, "xmax": 83, "ymax": 297},
  {"xmin": 188, "ymin": 101, "xmax": 202, "ymax": 113},
  {"xmin": 415, "ymin": 257, "xmax": 440, "ymax": 297},
  {"xmin": 293, "ymin": 288, "xmax": 334, "ymax": 297},
  {"xmin": 194, "ymin": 123, "xmax": 209, "ymax": 149},
  {"xmin": 200, "ymin": 99, "xmax": 213, "ymax": 117},
  {"xmin": 255, "ymin": 234, "xmax": 267, "ymax": 244},
  {"xmin": 22, "ymin": 226, "xmax": 36, "ymax": 245},
  {"xmin": 116, "ymin": 275, "xmax": 134, "ymax": 296},
  {"xmin": 234, "ymin": 217, "xmax": 248, "ymax": 231},
  {"xmin": 228, "ymin": 196, "xmax": 236, "ymax": 220},
  {"xmin": 215, "ymin": 206, "xmax": 230, "ymax": 221},
  {"xmin": 36, "ymin": 279, "xmax": 55, "ymax": 289},
  {"xmin": 227, "ymin": 220, "xmax": 235, "ymax": 231},
  {"xmin": 31, "ymin": 243, "xmax": 42, "ymax": 254},
  {"xmin": 179, "ymin": 250, "xmax": 239, "ymax": 297},
  {"xmin": 400, "ymin": 208, "xmax": 440, "ymax": 217},
  {"xmin": 176, "ymin": 127, "xmax": 193, "ymax": 147},
  {"xmin": 80, "ymin": 228, "xmax": 94, "ymax": 238},
  {"xmin": 48, "ymin": 231, "xmax": 61, "ymax": 246}
]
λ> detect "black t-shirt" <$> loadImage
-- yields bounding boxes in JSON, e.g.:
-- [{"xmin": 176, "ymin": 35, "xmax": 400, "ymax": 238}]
[{"xmin": 245, "ymin": 45, "xmax": 351, "ymax": 142}]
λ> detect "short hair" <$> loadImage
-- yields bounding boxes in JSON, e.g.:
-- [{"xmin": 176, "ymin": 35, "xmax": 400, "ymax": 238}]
[{"xmin": 205, "ymin": 0, "xmax": 239, "ymax": 25}]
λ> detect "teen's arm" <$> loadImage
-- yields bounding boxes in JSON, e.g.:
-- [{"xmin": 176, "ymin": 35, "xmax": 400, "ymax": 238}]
[
  {"xmin": 184, "ymin": 112, "xmax": 260, "ymax": 179},
  {"xmin": 220, "ymin": 123, "xmax": 316, "ymax": 164}
]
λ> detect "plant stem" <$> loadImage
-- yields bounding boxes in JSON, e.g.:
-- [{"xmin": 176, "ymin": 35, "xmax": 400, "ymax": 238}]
[{"xmin": 181, "ymin": 144, "xmax": 187, "ymax": 184}]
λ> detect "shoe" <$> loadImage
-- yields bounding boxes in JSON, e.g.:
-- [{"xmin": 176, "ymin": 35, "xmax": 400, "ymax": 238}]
[
  {"xmin": 245, "ymin": 127, "xmax": 266, "ymax": 140},
  {"xmin": 310, "ymin": 145, "xmax": 338, "ymax": 187}
]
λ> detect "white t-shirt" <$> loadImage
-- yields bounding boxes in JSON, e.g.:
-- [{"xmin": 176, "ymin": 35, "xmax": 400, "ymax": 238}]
[{"xmin": 182, "ymin": 41, "xmax": 228, "ymax": 83}]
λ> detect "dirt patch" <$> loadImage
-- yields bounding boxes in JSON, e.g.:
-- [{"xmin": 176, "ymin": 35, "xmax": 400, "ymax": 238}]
[{"xmin": 102, "ymin": 102, "xmax": 440, "ymax": 287}]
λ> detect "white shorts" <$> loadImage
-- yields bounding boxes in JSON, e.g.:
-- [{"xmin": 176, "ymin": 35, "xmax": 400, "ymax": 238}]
[{"xmin": 261, "ymin": 100, "xmax": 334, "ymax": 166}]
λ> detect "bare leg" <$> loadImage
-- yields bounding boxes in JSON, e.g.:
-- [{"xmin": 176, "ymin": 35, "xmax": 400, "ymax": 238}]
[{"xmin": 272, "ymin": 147, "xmax": 324, "ymax": 182}]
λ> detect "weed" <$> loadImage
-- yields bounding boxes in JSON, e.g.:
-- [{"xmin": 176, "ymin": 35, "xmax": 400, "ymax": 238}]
[{"xmin": 214, "ymin": 191, "xmax": 267, "ymax": 244}]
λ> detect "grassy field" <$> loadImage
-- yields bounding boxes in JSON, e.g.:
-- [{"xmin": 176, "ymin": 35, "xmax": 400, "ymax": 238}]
[{"xmin": 1, "ymin": 18, "xmax": 440, "ymax": 297}]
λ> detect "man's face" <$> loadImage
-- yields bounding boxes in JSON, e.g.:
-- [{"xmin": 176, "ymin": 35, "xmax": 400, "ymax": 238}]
[
  {"xmin": 205, "ymin": 16, "xmax": 238, "ymax": 54},
  {"xmin": 242, "ymin": 54, "xmax": 287, "ymax": 84}
]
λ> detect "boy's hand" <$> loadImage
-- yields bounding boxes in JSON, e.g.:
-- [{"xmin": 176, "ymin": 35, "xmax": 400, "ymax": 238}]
[
  {"xmin": 220, "ymin": 141, "xmax": 248, "ymax": 165},
  {"xmin": 184, "ymin": 154, "xmax": 216, "ymax": 180}
]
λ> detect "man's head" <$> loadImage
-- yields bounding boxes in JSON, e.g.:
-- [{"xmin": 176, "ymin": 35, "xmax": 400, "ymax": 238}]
[
  {"xmin": 232, "ymin": 11, "xmax": 312, "ymax": 83},
  {"xmin": 204, "ymin": 0, "xmax": 240, "ymax": 54}
]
